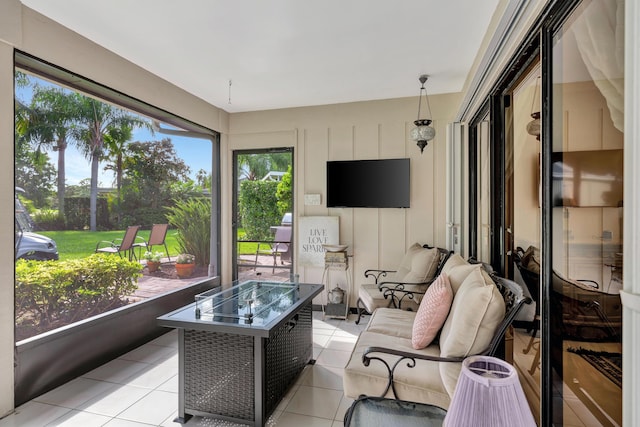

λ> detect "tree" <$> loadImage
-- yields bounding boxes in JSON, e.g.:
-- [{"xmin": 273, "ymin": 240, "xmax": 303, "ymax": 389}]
[
  {"xmin": 195, "ymin": 168, "xmax": 211, "ymax": 191},
  {"xmin": 15, "ymin": 81, "xmax": 78, "ymax": 214},
  {"xmin": 103, "ymin": 123, "xmax": 139, "ymax": 224},
  {"xmin": 72, "ymin": 95, "xmax": 147, "ymax": 231},
  {"xmin": 237, "ymin": 152, "xmax": 290, "ymax": 181},
  {"xmin": 122, "ymin": 138, "xmax": 191, "ymax": 210}
]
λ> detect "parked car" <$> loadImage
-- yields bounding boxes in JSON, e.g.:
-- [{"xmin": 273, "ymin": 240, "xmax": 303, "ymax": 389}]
[
  {"xmin": 15, "ymin": 223, "xmax": 59, "ymax": 261},
  {"xmin": 15, "ymin": 188, "xmax": 59, "ymax": 261}
]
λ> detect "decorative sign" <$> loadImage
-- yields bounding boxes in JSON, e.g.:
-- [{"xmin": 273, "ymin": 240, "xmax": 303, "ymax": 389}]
[{"xmin": 298, "ymin": 216, "xmax": 339, "ymax": 266}]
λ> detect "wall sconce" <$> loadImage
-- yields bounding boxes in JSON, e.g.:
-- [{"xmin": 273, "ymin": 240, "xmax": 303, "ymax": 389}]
[
  {"xmin": 410, "ymin": 75, "xmax": 436, "ymax": 153},
  {"xmin": 526, "ymin": 76, "xmax": 541, "ymax": 141}
]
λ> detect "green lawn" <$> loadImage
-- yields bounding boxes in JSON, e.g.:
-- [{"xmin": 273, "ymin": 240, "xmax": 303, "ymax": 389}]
[
  {"xmin": 39, "ymin": 228, "xmax": 261, "ymax": 260},
  {"xmin": 39, "ymin": 229, "xmax": 182, "ymax": 261}
]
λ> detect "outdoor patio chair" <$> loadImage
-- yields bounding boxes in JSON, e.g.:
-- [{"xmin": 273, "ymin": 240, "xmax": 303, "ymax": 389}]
[
  {"xmin": 95, "ymin": 225, "xmax": 141, "ymax": 261},
  {"xmin": 355, "ymin": 244, "xmax": 452, "ymax": 324},
  {"xmin": 255, "ymin": 226, "xmax": 292, "ymax": 273},
  {"xmin": 133, "ymin": 223, "xmax": 171, "ymax": 261}
]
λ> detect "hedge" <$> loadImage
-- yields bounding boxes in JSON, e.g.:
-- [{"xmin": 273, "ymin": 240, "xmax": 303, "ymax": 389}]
[{"xmin": 15, "ymin": 254, "xmax": 142, "ymax": 334}]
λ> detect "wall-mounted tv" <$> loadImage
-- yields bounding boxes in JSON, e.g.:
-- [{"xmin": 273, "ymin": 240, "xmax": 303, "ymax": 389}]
[
  {"xmin": 326, "ymin": 158, "xmax": 410, "ymax": 208},
  {"xmin": 552, "ymin": 149, "xmax": 623, "ymax": 207}
]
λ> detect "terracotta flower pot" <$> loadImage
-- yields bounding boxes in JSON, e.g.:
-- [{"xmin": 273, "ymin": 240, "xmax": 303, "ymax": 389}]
[
  {"xmin": 176, "ymin": 263, "xmax": 195, "ymax": 278},
  {"xmin": 146, "ymin": 261, "xmax": 161, "ymax": 273}
]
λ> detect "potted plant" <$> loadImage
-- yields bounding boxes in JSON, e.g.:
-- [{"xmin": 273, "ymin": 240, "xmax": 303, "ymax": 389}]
[
  {"xmin": 143, "ymin": 251, "xmax": 164, "ymax": 273},
  {"xmin": 175, "ymin": 253, "xmax": 196, "ymax": 278}
]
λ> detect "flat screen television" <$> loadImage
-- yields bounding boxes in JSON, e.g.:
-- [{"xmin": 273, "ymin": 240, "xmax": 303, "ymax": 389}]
[
  {"xmin": 326, "ymin": 158, "xmax": 410, "ymax": 208},
  {"xmin": 552, "ymin": 149, "xmax": 623, "ymax": 207}
]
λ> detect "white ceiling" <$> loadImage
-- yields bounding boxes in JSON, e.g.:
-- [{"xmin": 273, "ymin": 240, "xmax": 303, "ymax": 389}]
[{"xmin": 21, "ymin": 0, "xmax": 500, "ymax": 113}]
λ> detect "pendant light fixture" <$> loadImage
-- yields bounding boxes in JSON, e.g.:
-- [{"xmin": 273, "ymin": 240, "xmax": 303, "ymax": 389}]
[
  {"xmin": 526, "ymin": 76, "xmax": 541, "ymax": 141},
  {"xmin": 410, "ymin": 74, "xmax": 436, "ymax": 153}
]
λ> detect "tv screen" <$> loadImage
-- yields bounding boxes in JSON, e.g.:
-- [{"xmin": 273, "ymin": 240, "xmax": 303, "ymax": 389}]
[
  {"xmin": 552, "ymin": 149, "xmax": 623, "ymax": 207},
  {"xmin": 326, "ymin": 158, "xmax": 410, "ymax": 208}
]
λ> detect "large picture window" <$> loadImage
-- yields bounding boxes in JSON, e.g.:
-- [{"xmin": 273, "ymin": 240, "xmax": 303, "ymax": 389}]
[{"xmin": 14, "ymin": 58, "xmax": 217, "ymax": 342}]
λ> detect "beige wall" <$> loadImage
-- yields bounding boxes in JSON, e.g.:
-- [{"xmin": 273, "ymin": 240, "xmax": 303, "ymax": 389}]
[{"xmin": 224, "ymin": 93, "xmax": 461, "ymax": 303}]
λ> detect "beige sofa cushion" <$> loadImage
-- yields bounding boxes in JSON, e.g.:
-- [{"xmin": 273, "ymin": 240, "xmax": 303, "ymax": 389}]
[
  {"xmin": 441, "ymin": 253, "xmax": 467, "ymax": 273},
  {"xmin": 446, "ymin": 263, "xmax": 482, "ymax": 295},
  {"xmin": 390, "ymin": 242, "xmax": 424, "ymax": 281},
  {"xmin": 439, "ymin": 268, "xmax": 506, "ymax": 358},
  {"xmin": 359, "ymin": 283, "xmax": 393, "ymax": 313},
  {"xmin": 366, "ymin": 307, "xmax": 416, "ymax": 339},
  {"xmin": 402, "ymin": 247, "xmax": 440, "ymax": 283},
  {"xmin": 343, "ymin": 331, "xmax": 452, "ymax": 409}
]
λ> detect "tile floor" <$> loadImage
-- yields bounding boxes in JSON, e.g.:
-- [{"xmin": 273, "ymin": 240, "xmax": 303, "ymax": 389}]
[{"xmin": 0, "ymin": 311, "xmax": 369, "ymax": 427}]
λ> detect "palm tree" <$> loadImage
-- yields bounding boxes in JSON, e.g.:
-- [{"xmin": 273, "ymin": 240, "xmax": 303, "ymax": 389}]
[
  {"xmin": 15, "ymin": 84, "xmax": 78, "ymax": 217},
  {"xmin": 103, "ymin": 124, "xmax": 132, "ymax": 226},
  {"xmin": 72, "ymin": 94, "xmax": 147, "ymax": 231},
  {"xmin": 103, "ymin": 124, "xmax": 133, "ymax": 199},
  {"xmin": 30, "ymin": 87, "xmax": 79, "ymax": 217},
  {"xmin": 237, "ymin": 152, "xmax": 290, "ymax": 181}
]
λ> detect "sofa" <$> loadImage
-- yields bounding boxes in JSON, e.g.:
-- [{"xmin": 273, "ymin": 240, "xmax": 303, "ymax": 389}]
[
  {"xmin": 355, "ymin": 244, "xmax": 452, "ymax": 324},
  {"xmin": 343, "ymin": 254, "xmax": 530, "ymax": 410}
]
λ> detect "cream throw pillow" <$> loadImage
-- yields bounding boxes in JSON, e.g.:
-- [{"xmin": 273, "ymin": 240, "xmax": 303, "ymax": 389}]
[
  {"xmin": 439, "ymin": 268, "xmax": 506, "ymax": 358},
  {"xmin": 411, "ymin": 273, "xmax": 453, "ymax": 349},
  {"xmin": 388, "ymin": 243, "xmax": 423, "ymax": 281},
  {"xmin": 446, "ymin": 263, "xmax": 482, "ymax": 295},
  {"xmin": 441, "ymin": 253, "xmax": 467, "ymax": 274},
  {"xmin": 402, "ymin": 247, "xmax": 440, "ymax": 283}
]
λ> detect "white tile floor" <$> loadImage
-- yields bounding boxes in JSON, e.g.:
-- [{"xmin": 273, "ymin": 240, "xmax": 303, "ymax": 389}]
[{"xmin": 0, "ymin": 311, "xmax": 369, "ymax": 427}]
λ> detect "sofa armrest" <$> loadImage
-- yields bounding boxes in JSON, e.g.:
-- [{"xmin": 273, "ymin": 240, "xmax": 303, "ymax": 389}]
[
  {"xmin": 362, "ymin": 346, "xmax": 464, "ymax": 399},
  {"xmin": 378, "ymin": 278, "xmax": 435, "ymax": 309},
  {"xmin": 364, "ymin": 269, "xmax": 397, "ymax": 285}
]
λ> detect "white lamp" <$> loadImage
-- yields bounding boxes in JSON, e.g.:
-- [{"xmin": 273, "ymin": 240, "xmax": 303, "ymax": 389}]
[
  {"xmin": 410, "ymin": 75, "xmax": 436, "ymax": 153},
  {"xmin": 444, "ymin": 355, "xmax": 536, "ymax": 427}
]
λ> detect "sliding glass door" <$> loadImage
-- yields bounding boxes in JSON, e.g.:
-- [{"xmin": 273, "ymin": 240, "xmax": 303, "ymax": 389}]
[{"xmin": 548, "ymin": 0, "xmax": 624, "ymax": 424}]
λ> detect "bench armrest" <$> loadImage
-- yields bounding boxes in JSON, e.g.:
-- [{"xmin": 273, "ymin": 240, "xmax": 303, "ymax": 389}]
[
  {"xmin": 378, "ymin": 278, "xmax": 436, "ymax": 309},
  {"xmin": 364, "ymin": 269, "xmax": 397, "ymax": 284},
  {"xmin": 362, "ymin": 346, "xmax": 464, "ymax": 399}
]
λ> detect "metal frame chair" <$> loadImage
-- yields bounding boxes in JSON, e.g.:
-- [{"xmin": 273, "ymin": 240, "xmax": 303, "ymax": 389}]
[
  {"xmin": 95, "ymin": 225, "xmax": 141, "ymax": 261},
  {"xmin": 255, "ymin": 226, "xmax": 292, "ymax": 273},
  {"xmin": 355, "ymin": 246, "xmax": 452, "ymax": 324},
  {"xmin": 134, "ymin": 223, "xmax": 171, "ymax": 261}
]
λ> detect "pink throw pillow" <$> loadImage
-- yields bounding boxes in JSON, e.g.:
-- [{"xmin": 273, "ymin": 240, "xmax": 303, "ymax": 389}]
[{"xmin": 411, "ymin": 272, "xmax": 453, "ymax": 349}]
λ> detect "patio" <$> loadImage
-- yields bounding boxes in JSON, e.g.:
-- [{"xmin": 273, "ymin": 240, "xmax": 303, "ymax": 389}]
[{"xmin": 131, "ymin": 255, "xmax": 292, "ymax": 303}]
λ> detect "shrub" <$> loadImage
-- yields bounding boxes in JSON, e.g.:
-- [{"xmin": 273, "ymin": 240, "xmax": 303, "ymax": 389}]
[
  {"xmin": 32, "ymin": 209, "xmax": 66, "ymax": 231},
  {"xmin": 64, "ymin": 198, "xmax": 110, "ymax": 230},
  {"xmin": 15, "ymin": 254, "xmax": 142, "ymax": 334},
  {"xmin": 166, "ymin": 198, "xmax": 211, "ymax": 266},
  {"xmin": 238, "ymin": 180, "xmax": 280, "ymax": 240},
  {"xmin": 114, "ymin": 207, "xmax": 168, "ymax": 229}
]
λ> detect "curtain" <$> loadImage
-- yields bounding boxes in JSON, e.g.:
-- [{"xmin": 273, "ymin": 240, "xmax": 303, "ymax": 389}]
[{"xmin": 570, "ymin": 0, "xmax": 624, "ymax": 131}]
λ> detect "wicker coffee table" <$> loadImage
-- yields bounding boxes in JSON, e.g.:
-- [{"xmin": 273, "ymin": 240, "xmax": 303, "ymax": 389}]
[{"xmin": 158, "ymin": 280, "xmax": 323, "ymax": 426}]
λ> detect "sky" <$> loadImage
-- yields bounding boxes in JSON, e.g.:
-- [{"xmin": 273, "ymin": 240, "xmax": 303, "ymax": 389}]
[
  {"xmin": 16, "ymin": 73, "xmax": 212, "ymax": 186},
  {"xmin": 53, "ymin": 128, "xmax": 212, "ymax": 187}
]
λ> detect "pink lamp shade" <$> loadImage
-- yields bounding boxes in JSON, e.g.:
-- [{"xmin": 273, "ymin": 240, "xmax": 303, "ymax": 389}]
[{"xmin": 444, "ymin": 355, "xmax": 536, "ymax": 427}]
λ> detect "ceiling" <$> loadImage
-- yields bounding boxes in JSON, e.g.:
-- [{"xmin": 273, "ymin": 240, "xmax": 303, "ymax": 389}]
[{"xmin": 21, "ymin": 0, "xmax": 501, "ymax": 113}]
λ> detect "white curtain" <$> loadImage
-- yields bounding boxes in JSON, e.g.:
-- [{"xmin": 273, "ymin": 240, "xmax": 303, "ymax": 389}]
[{"xmin": 570, "ymin": 0, "xmax": 625, "ymax": 131}]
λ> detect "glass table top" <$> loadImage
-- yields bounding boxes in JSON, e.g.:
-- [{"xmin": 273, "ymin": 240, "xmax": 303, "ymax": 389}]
[{"xmin": 194, "ymin": 280, "xmax": 301, "ymax": 326}]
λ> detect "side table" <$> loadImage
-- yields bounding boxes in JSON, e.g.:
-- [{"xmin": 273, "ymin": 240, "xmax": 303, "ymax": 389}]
[
  {"xmin": 344, "ymin": 396, "xmax": 446, "ymax": 427},
  {"xmin": 321, "ymin": 250, "xmax": 352, "ymax": 319}
]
